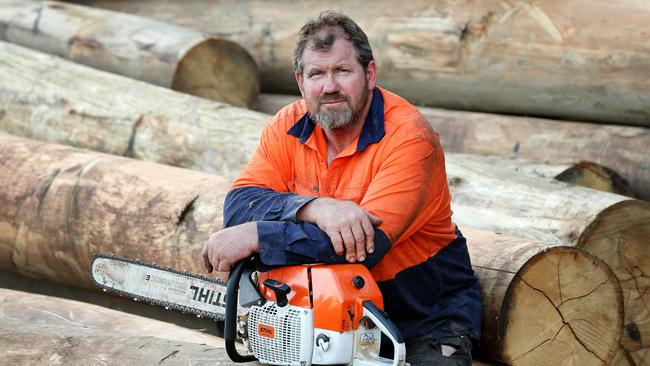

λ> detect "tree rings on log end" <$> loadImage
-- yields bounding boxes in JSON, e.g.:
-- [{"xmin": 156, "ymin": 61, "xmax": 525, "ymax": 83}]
[
  {"xmin": 172, "ymin": 38, "xmax": 259, "ymax": 108},
  {"xmin": 579, "ymin": 200, "xmax": 650, "ymax": 354},
  {"xmin": 555, "ymin": 161, "xmax": 637, "ymax": 198},
  {"xmin": 499, "ymin": 246, "xmax": 622, "ymax": 365}
]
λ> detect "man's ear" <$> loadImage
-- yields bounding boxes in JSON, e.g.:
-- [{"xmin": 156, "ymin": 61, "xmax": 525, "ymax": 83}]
[
  {"xmin": 366, "ymin": 60, "xmax": 377, "ymax": 91},
  {"xmin": 295, "ymin": 72, "xmax": 305, "ymax": 98}
]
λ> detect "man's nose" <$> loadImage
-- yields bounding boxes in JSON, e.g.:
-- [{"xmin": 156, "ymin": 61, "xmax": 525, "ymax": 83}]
[{"xmin": 322, "ymin": 73, "xmax": 340, "ymax": 94}]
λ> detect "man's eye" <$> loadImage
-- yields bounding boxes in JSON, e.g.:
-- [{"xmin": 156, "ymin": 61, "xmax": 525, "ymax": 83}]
[{"xmin": 309, "ymin": 71, "xmax": 323, "ymax": 78}]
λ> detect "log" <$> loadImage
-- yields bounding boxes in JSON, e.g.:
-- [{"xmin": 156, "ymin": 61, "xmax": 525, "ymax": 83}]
[
  {"xmin": 0, "ymin": 333, "xmax": 246, "ymax": 366},
  {"xmin": 0, "ymin": 288, "xmax": 224, "ymax": 347},
  {"xmin": 445, "ymin": 155, "xmax": 650, "ymax": 356},
  {"xmin": 256, "ymin": 94, "xmax": 650, "ymax": 200},
  {"xmin": 0, "ymin": 0, "xmax": 259, "ymax": 108},
  {"xmin": 0, "ymin": 133, "xmax": 230, "ymax": 288},
  {"xmin": 451, "ymin": 153, "xmax": 635, "ymax": 197},
  {"xmin": 0, "ymin": 41, "xmax": 268, "ymax": 180},
  {"xmin": 465, "ymin": 228, "xmax": 621, "ymax": 365},
  {"xmin": 74, "ymin": 0, "xmax": 650, "ymax": 126}
]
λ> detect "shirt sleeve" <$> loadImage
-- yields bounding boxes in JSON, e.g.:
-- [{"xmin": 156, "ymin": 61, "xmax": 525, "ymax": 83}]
[
  {"xmin": 256, "ymin": 221, "xmax": 391, "ymax": 268},
  {"xmin": 223, "ymin": 185, "xmax": 392, "ymax": 268}
]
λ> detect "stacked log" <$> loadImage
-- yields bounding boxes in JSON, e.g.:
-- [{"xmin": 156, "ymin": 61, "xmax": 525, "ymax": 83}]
[
  {"xmin": 464, "ymin": 228, "xmax": 621, "ymax": 365},
  {"xmin": 0, "ymin": 0, "xmax": 259, "ymax": 108},
  {"xmin": 0, "ymin": 133, "xmax": 230, "ymax": 286},
  {"xmin": 0, "ymin": 134, "xmax": 624, "ymax": 364},
  {"xmin": 256, "ymin": 94, "xmax": 650, "ymax": 200},
  {"xmin": 73, "ymin": 0, "xmax": 650, "ymax": 125},
  {"xmin": 450, "ymin": 153, "xmax": 635, "ymax": 197},
  {"xmin": 0, "ymin": 288, "xmax": 224, "ymax": 347},
  {"xmin": 0, "ymin": 41, "xmax": 267, "ymax": 180},
  {"xmin": 0, "ymin": 289, "xmax": 251, "ymax": 365},
  {"xmin": 445, "ymin": 155, "xmax": 650, "ymax": 360}
]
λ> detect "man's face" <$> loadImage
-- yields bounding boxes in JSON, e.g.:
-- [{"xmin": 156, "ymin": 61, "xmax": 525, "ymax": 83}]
[{"xmin": 296, "ymin": 35, "xmax": 376, "ymax": 131}]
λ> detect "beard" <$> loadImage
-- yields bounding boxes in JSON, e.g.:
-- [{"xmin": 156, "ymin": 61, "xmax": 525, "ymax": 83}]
[{"xmin": 309, "ymin": 86, "xmax": 369, "ymax": 131}]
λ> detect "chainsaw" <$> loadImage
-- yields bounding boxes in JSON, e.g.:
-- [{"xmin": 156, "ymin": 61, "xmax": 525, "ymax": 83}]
[{"xmin": 91, "ymin": 254, "xmax": 406, "ymax": 365}]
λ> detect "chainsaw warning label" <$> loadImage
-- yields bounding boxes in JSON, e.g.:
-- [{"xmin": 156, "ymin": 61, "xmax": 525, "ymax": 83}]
[{"xmin": 258, "ymin": 324, "xmax": 275, "ymax": 339}]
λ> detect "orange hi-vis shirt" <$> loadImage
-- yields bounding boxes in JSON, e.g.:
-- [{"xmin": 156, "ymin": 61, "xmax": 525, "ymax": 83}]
[{"xmin": 232, "ymin": 87, "xmax": 458, "ymax": 282}]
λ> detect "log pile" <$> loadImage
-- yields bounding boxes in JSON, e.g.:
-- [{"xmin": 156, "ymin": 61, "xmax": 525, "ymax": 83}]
[
  {"xmin": 445, "ymin": 155, "xmax": 650, "ymax": 362},
  {"xmin": 0, "ymin": 1, "xmax": 649, "ymax": 365},
  {"xmin": 0, "ymin": 133, "xmax": 229, "ymax": 286},
  {"xmin": 0, "ymin": 40, "xmax": 267, "ymax": 180},
  {"xmin": 72, "ymin": 0, "xmax": 650, "ymax": 126},
  {"xmin": 0, "ymin": 0, "xmax": 259, "ymax": 107},
  {"xmin": 0, "ymin": 288, "xmax": 254, "ymax": 365},
  {"xmin": 0, "ymin": 134, "xmax": 624, "ymax": 365}
]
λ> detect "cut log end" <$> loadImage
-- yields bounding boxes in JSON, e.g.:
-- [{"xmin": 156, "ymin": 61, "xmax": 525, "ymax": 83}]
[
  {"xmin": 579, "ymin": 200, "xmax": 650, "ymax": 353},
  {"xmin": 500, "ymin": 246, "xmax": 622, "ymax": 365},
  {"xmin": 555, "ymin": 161, "xmax": 637, "ymax": 198},
  {"xmin": 172, "ymin": 38, "xmax": 260, "ymax": 108}
]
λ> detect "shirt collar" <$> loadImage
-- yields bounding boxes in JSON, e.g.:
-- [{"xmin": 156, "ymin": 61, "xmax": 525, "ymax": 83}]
[{"xmin": 287, "ymin": 88, "xmax": 385, "ymax": 152}]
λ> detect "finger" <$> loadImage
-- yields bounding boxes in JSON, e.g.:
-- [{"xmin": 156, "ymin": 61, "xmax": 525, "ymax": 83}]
[
  {"xmin": 327, "ymin": 230, "xmax": 344, "ymax": 256},
  {"xmin": 201, "ymin": 242, "xmax": 213, "ymax": 273},
  {"xmin": 367, "ymin": 213, "xmax": 383, "ymax": 226},
  {"xmin": 340, "ymin": 228, "xmax": 357, "ymax": 262},
  {"xmin": 351, "ymin": 222, "xmax": 367, "ymax": 261},
  {"xmin": 361, "ymin": 216, "xmax": 375, "ymax": 254},
  {"xmin": 217, "ymin": 259, "xmax": 230, "ymax": 273}
]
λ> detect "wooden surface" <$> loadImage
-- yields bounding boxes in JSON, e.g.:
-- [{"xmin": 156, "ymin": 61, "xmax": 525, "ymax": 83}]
[
  {"xmin": 0, "ymin": 133, "xmax": 230, "ymax": 288},
  {"xmin": 450, "ymin": 153, "xmax": 635, "ymax": 197},
  {"xmin": 256, "ymin": 94, "xmax": 650, "ymax": 201},
  {"xmin": 0, "ymin": 0, "xmax": 259, "ymax": 107},
  {"xmin": 0, "ymin": 288, "xmax": 224, "ymax": 347},
  {"xmin": 466, "ymin": 228, "xmax": 622, "ymax": 365},
  {"xmin": 0, "ymin": 41, "xmax": 268, "ymax": 180},
  {"xmin": 75, "ymin": 0, "xmax": 650, "ymax": 125},
  {"xmin": 446, "ymin": 155, "xmax": 650, "ymax": 359}
]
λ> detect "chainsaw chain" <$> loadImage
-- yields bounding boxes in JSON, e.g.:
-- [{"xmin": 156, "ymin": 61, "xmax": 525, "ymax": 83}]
[{"xmin": 91, "ymin": 253, "xmax": 228, "ymax": 321}]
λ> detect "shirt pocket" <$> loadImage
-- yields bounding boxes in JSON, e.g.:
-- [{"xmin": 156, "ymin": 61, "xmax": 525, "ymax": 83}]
[
  {"xmin": 293, "ymin": 180, "xmax": 320, "ymax": 196},
  {"xmin": 337, "ymin": 185, "xmax": 366, "ymax": 204}
]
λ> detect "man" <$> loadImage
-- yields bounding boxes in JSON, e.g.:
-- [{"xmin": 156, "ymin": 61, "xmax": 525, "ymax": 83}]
[{"xmin": 202, "ymin": 11, "xmax": 482, "ymax": 365}]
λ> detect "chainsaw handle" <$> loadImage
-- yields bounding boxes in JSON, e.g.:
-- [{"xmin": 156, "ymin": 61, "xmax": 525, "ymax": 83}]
[
  {"xmin": 225, "ymin": 259, "xmax": 257, "ymax": 363},
  {"xmin": 362, "ymin": 301, "xmax": 406, "ymax": 366}
]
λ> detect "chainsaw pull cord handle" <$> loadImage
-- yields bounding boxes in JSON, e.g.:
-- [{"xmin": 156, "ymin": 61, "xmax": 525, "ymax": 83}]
[
  {"xmin": 362, "ymin": 300, "xmax": 407, "ymax": 366},
  {"xmin": 225, "ymin": 259, "xmax": 257, "ymax": 363}
]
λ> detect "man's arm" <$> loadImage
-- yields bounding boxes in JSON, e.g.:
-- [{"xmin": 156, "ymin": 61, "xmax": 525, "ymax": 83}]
[{"xmin": 202, "ymin": 208, "xmax": 392, "ymax": 273}]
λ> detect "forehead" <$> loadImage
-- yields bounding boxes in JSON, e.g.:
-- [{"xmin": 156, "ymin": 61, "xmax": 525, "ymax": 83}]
[{"xmin": 302, "ymin": 37, "xmax": 360, "ymax": 70}]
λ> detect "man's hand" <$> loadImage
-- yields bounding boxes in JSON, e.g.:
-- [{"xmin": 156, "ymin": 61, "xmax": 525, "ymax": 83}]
[
  {"xmin": 202, "ymin": 222, "xmax": 259, "ymax": 274},
  {"xmin": 297, "ymin": 198, "xmax": 382, "ymax": 263}
]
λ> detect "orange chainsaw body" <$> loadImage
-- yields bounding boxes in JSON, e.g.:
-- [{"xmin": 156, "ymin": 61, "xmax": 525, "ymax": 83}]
[{"xmin": 257, "ymin": 264, "xmax": 384, "ymax": 332}]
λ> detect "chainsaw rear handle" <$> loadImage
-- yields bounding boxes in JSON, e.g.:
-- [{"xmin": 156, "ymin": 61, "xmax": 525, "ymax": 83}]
[
  {"xmin": 362, "ymin": 301, "xmax": 407, "ymax": 366},
  {"xmin": 225, "ymin": 259, "xmax": 257, "ymax": 363}
]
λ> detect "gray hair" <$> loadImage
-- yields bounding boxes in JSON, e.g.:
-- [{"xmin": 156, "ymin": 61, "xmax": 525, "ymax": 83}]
[{"xmin": 293, "ymin": 11, "xmax": 374, "ymax": 75}]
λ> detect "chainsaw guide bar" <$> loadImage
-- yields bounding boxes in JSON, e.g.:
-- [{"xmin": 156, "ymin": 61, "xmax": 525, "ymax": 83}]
[{"xmin": 91, "ymin": 253, "xmax": 228, "ymax": 321}]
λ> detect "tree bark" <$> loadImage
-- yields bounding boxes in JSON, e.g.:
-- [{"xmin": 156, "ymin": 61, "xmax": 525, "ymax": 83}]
[
  {"xmin": 464, "ymin": 228, "xmax": 622, "ymax": 365},
  {"xmin": 0, "ymin": 41, "xmax": 268, "ymax": 180},
  {"xmin": 445, "ymin": 155, "xmax": 650, "ymax": 357},
  {"xmin": 0, "ymin": 133, "xmax": 230, "ymax": 288},
  {"xmin": 0, "ymin": 0, "xmax": 259, "ymax": 108},
  {"xmin": 256, "ymin": 94, "xmax": 650, "ymax": 200},
  {"xmin": 74, "ymin": 0, "xmax": 650, "ymax": 126}
]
